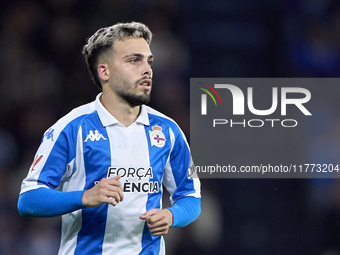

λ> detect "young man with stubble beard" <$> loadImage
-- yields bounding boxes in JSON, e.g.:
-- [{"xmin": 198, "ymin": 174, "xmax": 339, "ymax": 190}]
[{"xmin": 18, "ymin": 21, "xmax": 201, "ymax": 255}]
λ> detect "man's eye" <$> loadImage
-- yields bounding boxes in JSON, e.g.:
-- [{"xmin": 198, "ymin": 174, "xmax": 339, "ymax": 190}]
[
  {"xmin": 148, "ymin": 60, "xmax": 153, "ymax": 66},
  {"xmin": 130, "ymin": 58, "xmax": 139, "ymax": 63}
]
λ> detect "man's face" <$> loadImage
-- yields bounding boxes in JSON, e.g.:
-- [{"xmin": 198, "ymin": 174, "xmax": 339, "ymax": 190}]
[{"xmin": 106, "ymin": 37, "xmax": 153, "ymax": 106}]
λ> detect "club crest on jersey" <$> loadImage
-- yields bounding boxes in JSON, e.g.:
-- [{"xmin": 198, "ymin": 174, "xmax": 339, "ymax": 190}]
[
  {"xmin": 84, "ymin": 130, "xmax": 107, "ymax": 142},
  {"xmin": 149, "ymin": 125, "xmax": 166, "ymax": 148}
]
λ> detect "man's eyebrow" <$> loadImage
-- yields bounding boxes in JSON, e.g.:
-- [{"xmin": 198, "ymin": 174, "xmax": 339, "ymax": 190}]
[{"xmin": 123, "ymin": 53, "xmax": 154, "ymax": 59}]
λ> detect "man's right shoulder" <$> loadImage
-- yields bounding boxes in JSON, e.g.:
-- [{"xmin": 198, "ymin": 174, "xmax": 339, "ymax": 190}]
[{"xmin": 47, "ymin": 101, "xmax": 96, "ymax": 135}]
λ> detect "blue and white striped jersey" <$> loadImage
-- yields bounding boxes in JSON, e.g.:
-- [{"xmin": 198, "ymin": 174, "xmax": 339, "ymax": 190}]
[{"xmin": 20, "ymin": 93, "xmax": 201, "ymax": 255}]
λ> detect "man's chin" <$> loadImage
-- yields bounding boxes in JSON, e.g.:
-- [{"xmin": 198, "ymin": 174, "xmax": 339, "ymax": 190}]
[{"xmin": 123, "ymin": 94, "xmax": 151, "ymax": 107}]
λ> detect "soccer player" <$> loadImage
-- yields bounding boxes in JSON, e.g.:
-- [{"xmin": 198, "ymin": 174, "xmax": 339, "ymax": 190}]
[{"xmin": 17, "ymin": 22, "xmax": 201, "ymax": 255}]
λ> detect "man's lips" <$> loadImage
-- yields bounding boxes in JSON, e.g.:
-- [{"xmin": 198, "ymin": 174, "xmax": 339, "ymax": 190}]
[{"xmin": 139, "ymin": 79, "xmax": 152, "ymax": 90}]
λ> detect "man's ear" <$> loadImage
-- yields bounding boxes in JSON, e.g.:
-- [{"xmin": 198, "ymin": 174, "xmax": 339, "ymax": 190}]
[{"xmin": 98, "ymin": 63, "xmax": 110, "ymax": 82}]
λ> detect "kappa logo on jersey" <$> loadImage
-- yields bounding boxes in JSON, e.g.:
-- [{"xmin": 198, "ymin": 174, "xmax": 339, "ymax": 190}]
[
  {"xmin": 44, "ymin": 128, "xmax": 54, "ymax": 141},
  {"xmin": 30, "ymin": 154, "xmax": 44, "ymax": 172},
  {"xmin": 149, "ymin": 125, "xmax": 166, "ymax": 148},
  {"xmin": 84, "ymin": 130, "xmax": 107, "ymax": 142}
]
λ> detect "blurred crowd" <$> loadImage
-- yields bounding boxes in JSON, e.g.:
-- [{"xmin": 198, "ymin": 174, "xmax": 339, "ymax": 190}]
[{"xmin": 2, "ymin": 0, "xmax": 340, "ymax": 254}]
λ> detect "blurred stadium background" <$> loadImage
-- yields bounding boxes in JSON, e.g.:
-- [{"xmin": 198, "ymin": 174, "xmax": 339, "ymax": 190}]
[{"xmin": 2, "ymin": 0, "xmax": 340, "ymax": 254}]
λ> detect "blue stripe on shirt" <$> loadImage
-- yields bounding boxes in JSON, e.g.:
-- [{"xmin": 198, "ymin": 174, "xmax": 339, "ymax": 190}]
[
  {"xmin": 75, "ymin": 111, "xmax": 111, "ymax": 255},
  {"xmin": 140, "ymin": 119, "xmax": 166, "ymax": 254}
]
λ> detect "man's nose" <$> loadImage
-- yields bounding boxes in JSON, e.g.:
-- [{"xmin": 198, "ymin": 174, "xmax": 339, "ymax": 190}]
[{"xmin": 142, "ymin": 62, "xmax": 152, "ymax": 77}]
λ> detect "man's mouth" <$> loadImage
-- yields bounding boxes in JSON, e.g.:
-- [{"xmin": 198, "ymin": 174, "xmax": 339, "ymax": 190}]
[{"xmin": 139, "ymin": 79, "xmax": 152, "ymax": 90}]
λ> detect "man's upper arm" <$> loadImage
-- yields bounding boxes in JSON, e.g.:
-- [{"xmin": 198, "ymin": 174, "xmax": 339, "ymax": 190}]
[
  {"xmin": 18, "ymin": 116, "xmax": 87, "ymax": 217},
  {"xmin": 163, "ymin": 125, "xmax": 201, "ymax": 204},
  {"xmin": 20, "ymin": 115, "xmax": 82, "ymax": 195}
]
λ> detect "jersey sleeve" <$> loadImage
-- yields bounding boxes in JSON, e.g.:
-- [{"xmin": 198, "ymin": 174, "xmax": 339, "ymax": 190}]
[
  {"xmin": 18, "ymin": 112, "xmax": 88, "ymax": 218},
  {"xmin": 167, "ymin": 196, "xmax": 201, "ymax": 227},
  {"xmin": 20, "ymin": 119, "xmax": 79, "ymax": 194},
  {"xmin": 163, "ymin": 124, "xmax": 201, "ymax": 204},
  {"xmin": 162, "ymin": 124, "xmax": 201, "ymax": 227},
  {"xmin": 18, "ymin": 188, "xmax": 85, "ymax": 217}
]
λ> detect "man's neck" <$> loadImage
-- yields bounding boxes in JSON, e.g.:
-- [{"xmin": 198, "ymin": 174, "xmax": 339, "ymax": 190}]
[{"xmin": 100, "ymin": 92, "xmax": 141, "ymax": 127}]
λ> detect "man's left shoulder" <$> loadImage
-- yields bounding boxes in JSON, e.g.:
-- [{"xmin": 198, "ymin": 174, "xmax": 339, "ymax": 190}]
[{"xmin": 143, "ymin": 105, "xmax": 179, "ymax": 128}]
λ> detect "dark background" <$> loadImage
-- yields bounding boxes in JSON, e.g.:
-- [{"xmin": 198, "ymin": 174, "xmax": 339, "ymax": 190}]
[{"xmin": 1, "ymin": 0, "xmax": 340, "ymax": 254}]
